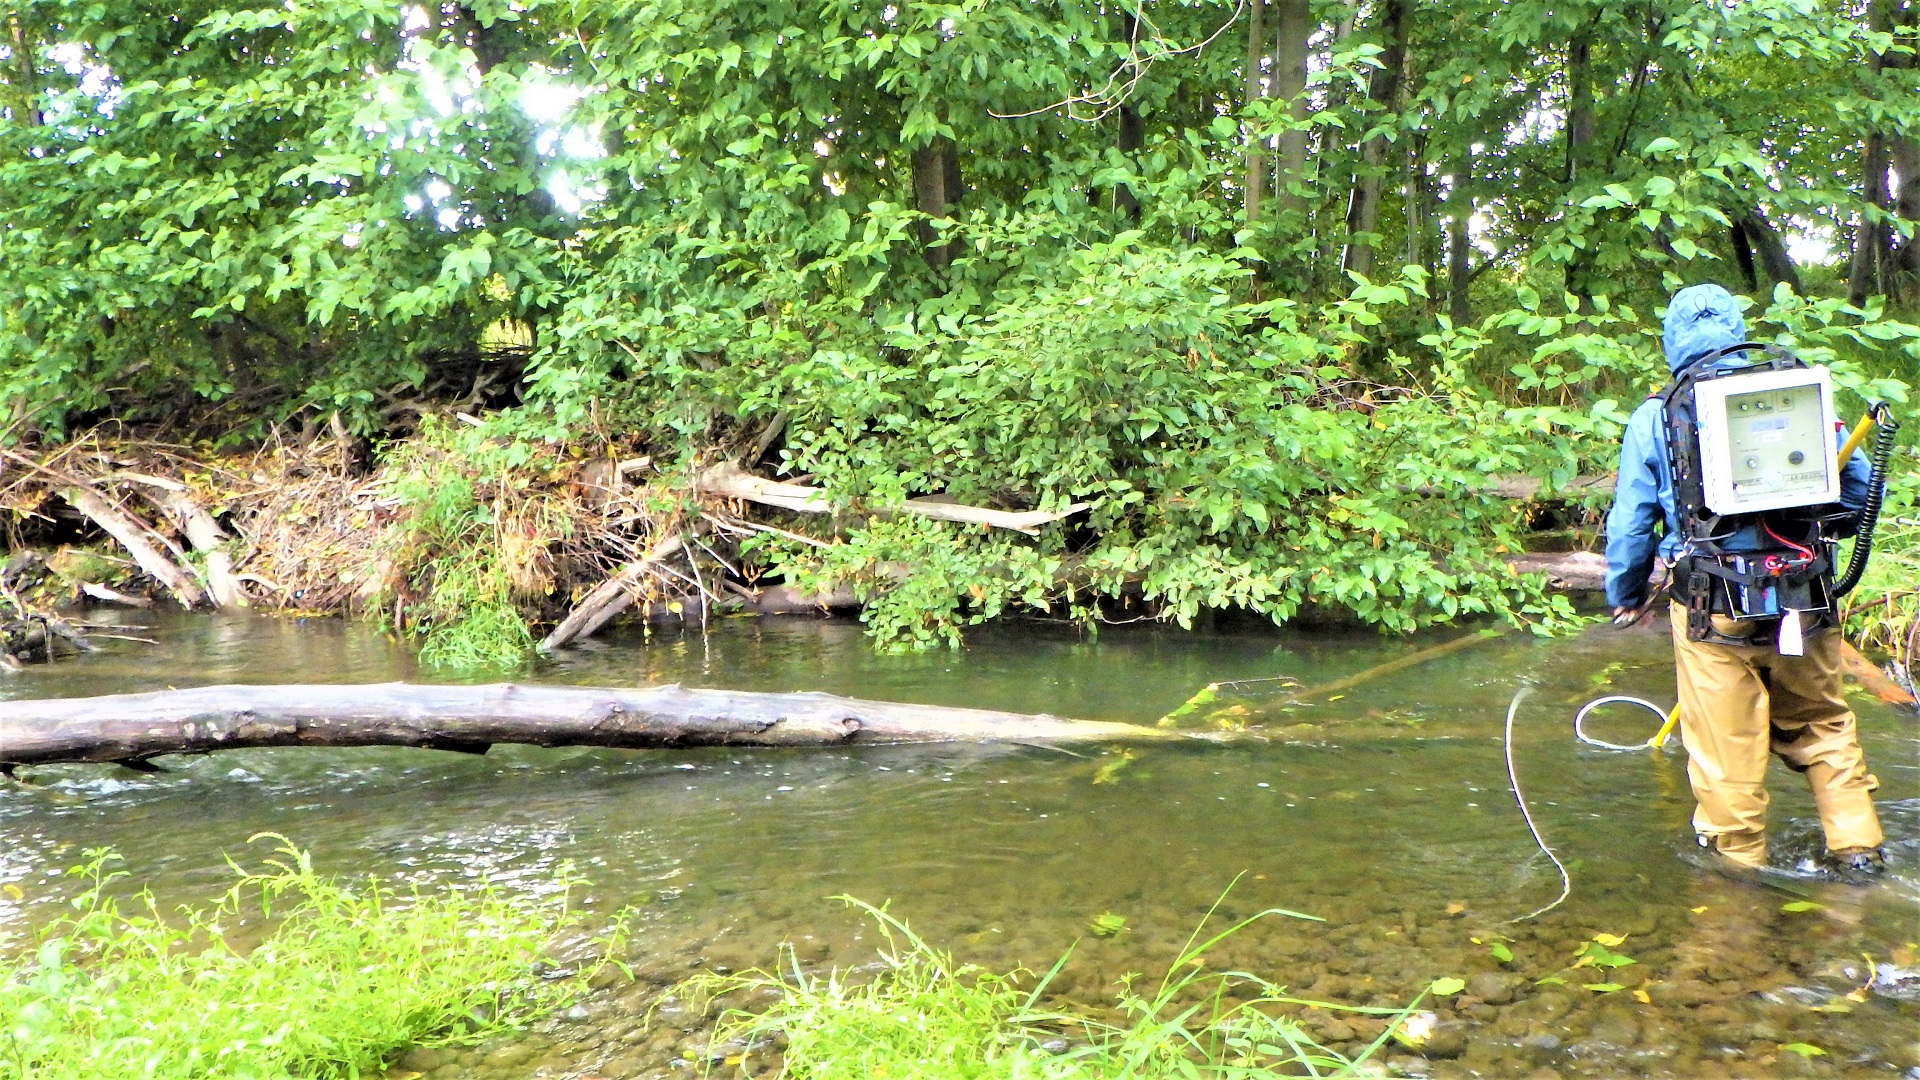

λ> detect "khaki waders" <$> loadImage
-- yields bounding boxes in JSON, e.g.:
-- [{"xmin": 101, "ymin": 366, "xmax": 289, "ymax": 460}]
[{"xmin": 1668, "ymin": 602, "xmax": 1883, "ymax": 868}]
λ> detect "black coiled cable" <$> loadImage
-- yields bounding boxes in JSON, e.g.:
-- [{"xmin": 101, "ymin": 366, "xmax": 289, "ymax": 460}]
[{"xmin": 1833, "ymin": 402, "xmax": 1900, "ymax": 598}]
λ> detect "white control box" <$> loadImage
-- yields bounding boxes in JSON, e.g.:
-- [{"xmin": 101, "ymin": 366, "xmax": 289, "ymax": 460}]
[{"xmin": 1693, "ymin": 366, "xmax": 1841, "ymax": 515}]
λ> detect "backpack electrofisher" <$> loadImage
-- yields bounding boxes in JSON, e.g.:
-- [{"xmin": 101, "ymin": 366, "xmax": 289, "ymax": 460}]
[
  {"xmin": 1658, "ymin": 344, "xmax": 1846, "ymax": 651},
  {"xmin": 1691, "ymin": 366, "xmax": 1841, "ymax": 515}
]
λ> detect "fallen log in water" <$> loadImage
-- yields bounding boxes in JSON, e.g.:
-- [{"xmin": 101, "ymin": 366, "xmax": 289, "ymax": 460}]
[
  {"xmin": 0, "ymin": 682, "xmax": 1197, "ymax": 767},
  {"xmin": 61, "ymin": 485, "xmax": 206, "ymax": 609},
  {"xmin": 537, "ymin": 534, "xmax": 687, "ymax": 653}
]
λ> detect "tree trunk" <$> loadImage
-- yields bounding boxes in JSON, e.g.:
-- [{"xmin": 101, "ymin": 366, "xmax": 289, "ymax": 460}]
[
  {"xmin": 693, "ymin": 463, "xmax": 1089, "ymax": 535},
  {"xmin": 1243, "ymin": 0, "xmax": 1268, "ymax": 224},
  {"xmin": 1851, "ymin": 0, "xmax": 1897, "ymax": 305},
  {"xmin": 1115, "ymin": 109, "xmax": 1144, "ymax": 219},
  {"xmin": 1404, "ymin": 136, "xmax": 1429, "ymax": 272},
  {"xmin": 1342, "ymin": 0, "xmax": 1410, "ymax": 280},
  {"xmin": 7, "ymin": 13, "xmax": 39, "ymax": 128},
  {"xmin": 1850, "ymin": 135, "xmax": 1891, "ymax": 306},
  {"xmin": 125, "ymin": 479, "xmax": 246, "ymax": 609},
  {"xmin": 1272, "ymin": 0, "xmax": 1312, "ymax": 214},
  {"xmin": 0, "ymin": 683, "xmax": 1197, "ymax": 767},
  {"xmin": 1311, "ymin": 1, "xmax": 1361, "ymax": 289},
  {"xmin": 1160, "ymin": 627, "xmax": 1507, "ymax": 725},
  {"xmin": 1739, "ymin": 208, "xmax": 1803, "ymax": 295},
  {"xmin": 1113, "ymin": 11, "xmax": 1145, "ymax": 219},
  {"xmin": 1447, "ymin": 179, "xmax": 1472, "ymax": 325},
  {"xmin": 1886, "ymin": 7, "xmax": 1920, "ymax": 299},
  {"xmin": 1729, "ymin": 216, "xmax": 1760, "ymax": 292},
  {"xmin": 452, "ymin": 5, "xmax": 510, "ymax": 73},
  {"xmin": 1891, "ymin": 135, "xmax": 1920, "ymax": 296},
  {"xmin": 913, "ymin": 138, "xmax": 962, "ymax": 271},
  {"xmin": 1565, "ymin": 29, "xmax": 1594, "ymax": 184}
]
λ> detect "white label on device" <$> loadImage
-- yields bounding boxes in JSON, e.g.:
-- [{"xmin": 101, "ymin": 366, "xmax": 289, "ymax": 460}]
[{"xmin": 1779, "ymin": 609, "xmax": 1805, "ymax": 656}]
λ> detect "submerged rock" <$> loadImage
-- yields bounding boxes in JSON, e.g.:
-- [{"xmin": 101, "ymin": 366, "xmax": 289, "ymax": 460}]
[
  {"xmin": 1419, "ymin": 1020, "xmax": 1471, "ymax": 1059},
  {"xmin": 1466, "ymin": 972, "xmax": 1524, "ymax": 1005}
]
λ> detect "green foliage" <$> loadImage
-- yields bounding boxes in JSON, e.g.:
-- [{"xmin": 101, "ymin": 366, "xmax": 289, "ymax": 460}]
[
  {"xmin": 0, "ymin": 835, "xmax": 593, "ymax": 1080},
  {"xmin": 687, "ymin": 893, "xmax": 1432, "ymax": 1080}
]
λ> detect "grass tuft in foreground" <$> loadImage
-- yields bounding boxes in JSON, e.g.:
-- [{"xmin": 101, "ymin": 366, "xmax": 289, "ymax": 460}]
[
  {"xmin": 0, "ymin": 834, "xmax": 598, "ymax": 1079},
  {"xmin": 688, "ymin": 892, "xmax": 1437, "ymax": 1080}
]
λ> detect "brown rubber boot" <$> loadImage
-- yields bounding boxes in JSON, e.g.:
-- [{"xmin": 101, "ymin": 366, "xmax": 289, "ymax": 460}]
[
  {"xmin": 1709, "ymin": 830, "xmax": 1768, "ymax": 869},
  {"xmin": 1829, "ymin": 846, "xmax": 1885, "ymax": 875}
]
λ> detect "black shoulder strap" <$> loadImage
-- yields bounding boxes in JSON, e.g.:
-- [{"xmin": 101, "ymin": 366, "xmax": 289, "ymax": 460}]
[
  {"xmin": 1651, "ymin": 340, "xmax": 1805, "ymax": 470},
  {"xmin": 1661, "ymin": 369, "xmax": 1711, "ymax": 541},
  {"xmin": 1697, "ymin": 341, "xmax": 1802, "ymax": 374}
]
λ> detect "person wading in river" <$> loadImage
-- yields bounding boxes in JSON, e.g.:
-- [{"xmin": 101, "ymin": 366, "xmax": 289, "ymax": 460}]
[{"xmin": 1603, "ymin": 283, "xmax": 1884, "ymax": 874}]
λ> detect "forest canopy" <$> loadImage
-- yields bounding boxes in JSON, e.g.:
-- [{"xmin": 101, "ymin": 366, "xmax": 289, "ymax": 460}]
[{"xmin": 2, "ymin": 0, "xmax": 1917, "ymax": 646}]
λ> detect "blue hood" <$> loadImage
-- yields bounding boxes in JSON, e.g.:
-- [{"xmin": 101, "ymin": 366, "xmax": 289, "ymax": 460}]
[{"xmin": 1660, "ymin": 283, "xmax": 1746, "ymax": 374}]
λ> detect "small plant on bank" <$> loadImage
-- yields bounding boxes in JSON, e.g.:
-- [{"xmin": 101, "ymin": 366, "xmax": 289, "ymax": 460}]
[
  {"xmin": 379, "ymin": 418, "xmax": 569, "ymax": 669},
  {"xmin": 0, "ymin": 834, "xmax": 599, "ymax": 1079},
  {"xmin": 685, "ymin": 892, "xmax": 1433, "ymax": 1079}
]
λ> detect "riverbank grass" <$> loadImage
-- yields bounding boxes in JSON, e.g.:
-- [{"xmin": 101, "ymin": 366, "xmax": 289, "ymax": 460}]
[
  {"xmin": 0, "ymin": 835, "xmax": 592, "ymax": 1079},
  {"xmin": 1840, "ymin": 458, "xmax": 1918, "ymax": 679},
  {"xmin": 692, "ymin": 896, "xmax": 1433, "ymax": 1080}
]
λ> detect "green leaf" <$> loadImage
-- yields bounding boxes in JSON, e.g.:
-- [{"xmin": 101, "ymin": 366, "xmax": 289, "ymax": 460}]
[
  {"xmin": 1779, "ymin": 1043, "xmax": 1826, "ymax": 1058},
  {"xmin": 1488, "ymin": 942, "xmax": 1514, "ymax": 964},
  {"xmin": 1644, "ymin": 137, "xmax": 1682, "ymax": 154},
  {"xmin": 1582, "ymin": 983, "xmax": 1625, "ymax": 993},
  {"xmin": 1427, "ymin": 977, "xmax": 1466, "ymax": 996},
  {"xmin": 1573, "ymin": 940, "xmax": 1636, "ymax": 969},
  {"xmin": 1780, "ymin": 900, "xmax": 1824, "ymax": 913}
]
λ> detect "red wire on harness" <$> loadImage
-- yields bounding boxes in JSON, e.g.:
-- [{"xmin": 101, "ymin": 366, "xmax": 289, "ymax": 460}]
[{"xmin": 1763, "ymin": 522, "xmax": 1816, "ymax": 561}]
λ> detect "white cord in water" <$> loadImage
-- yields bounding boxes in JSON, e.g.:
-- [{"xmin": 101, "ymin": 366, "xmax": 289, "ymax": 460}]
[
  {"xmin": 1503, "ymin": 686, "xmax": 1572, "ymax": 923},
  {"xmin": 1573, "ymin": 695, "xmax": 1674, "ymax": 751}
]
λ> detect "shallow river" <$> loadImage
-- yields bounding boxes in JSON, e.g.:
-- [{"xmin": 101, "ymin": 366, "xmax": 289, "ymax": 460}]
[{"xmin": 1, "ymin": 612, "xmax": 1916, "ymax": 1079}]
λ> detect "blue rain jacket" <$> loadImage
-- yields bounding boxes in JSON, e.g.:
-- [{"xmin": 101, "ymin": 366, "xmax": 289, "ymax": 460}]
[{"xmin": 1603, "ymin": 284, "xmax": 1871, "ymax": 610}]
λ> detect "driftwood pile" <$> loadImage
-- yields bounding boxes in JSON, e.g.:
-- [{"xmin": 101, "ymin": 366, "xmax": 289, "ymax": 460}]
[
  {"xmin": 0, "ymin": 428, "xmax": 1645, "ymax": 659},
  {"xmin": 0, "ymin": 430, "xmax": 1112, "ymax": 656},
  {"xmin": 1, "ymin": 440, "xmax": 249, "ymax": 612}
]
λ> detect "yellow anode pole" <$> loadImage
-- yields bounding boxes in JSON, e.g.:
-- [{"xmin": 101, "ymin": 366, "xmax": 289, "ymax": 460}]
[
  {"xmin": 1649, "ymin": 703, "xmax": 1681, "ymax": 748},
  {"xmin": 1837, "ymin": 413, "xmax": 1877, "ymax": 466}
]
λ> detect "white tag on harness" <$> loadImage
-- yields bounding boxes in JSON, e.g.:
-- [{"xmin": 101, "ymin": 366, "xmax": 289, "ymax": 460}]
[{"xmin": 1778, "ymin": 608, "xmax": 1805, "ymax": 656}]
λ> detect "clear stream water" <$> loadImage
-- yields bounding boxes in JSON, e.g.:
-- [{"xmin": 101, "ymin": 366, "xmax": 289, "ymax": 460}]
[{"xmin": 1, "ymin": 611, "xmax": 1916, "ymax": 1079}]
